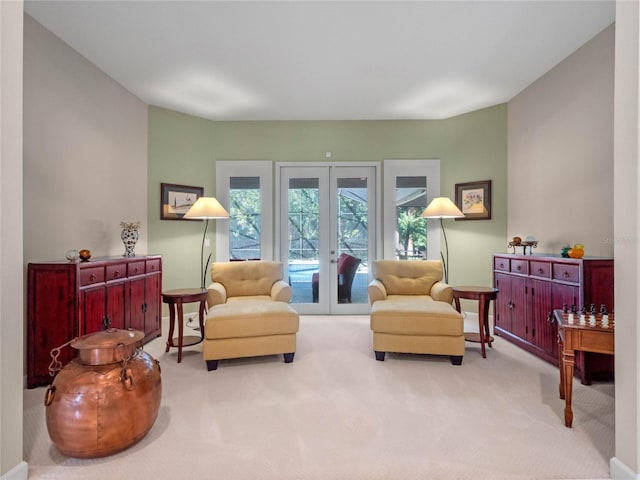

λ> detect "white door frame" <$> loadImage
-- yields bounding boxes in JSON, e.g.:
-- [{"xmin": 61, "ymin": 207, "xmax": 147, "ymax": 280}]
[
  {"xmin": 276, "ymin": 162, "xmax": 380, "ymax": 315},
  {"xmin": 382, "ymin": 159, "xmax": 441, "ymax": 260}
]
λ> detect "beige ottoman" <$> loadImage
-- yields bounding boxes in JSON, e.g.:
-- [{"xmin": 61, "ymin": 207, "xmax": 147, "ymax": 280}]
[
  {"xmin": 203, "ymin": 300, "xmax": 299, "ymax": 371},
  {"xmin": 370, "ymin": 297, "xmax": 465, "ymax": 365}
]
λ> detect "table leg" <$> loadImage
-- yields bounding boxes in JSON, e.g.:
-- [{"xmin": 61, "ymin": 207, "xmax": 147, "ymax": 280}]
[
  {"xmin": 454, "ymin": 297, "xmax": 461, "ymax": 313},
  {"xmin": 558, "ymin": 334, "xmax": 565, "ymax": 400},
  {"xmin": 177, "ymin": 302, "xmax": 184, "ymax": 363},
  {"xmin": 482, "ymin": 297, "xmax": 493, "ymax": 348},
  {"xmin": 198, "ymin": 299, "xmax": 206, "ymax": 342},
  {"xmin": 562, "ymin": 348, "xmax": 575, "ymax": 427},
  {"xmin": 478, "ymin": 296, "xmax": 487, "ymax": 358},
  {"xmin": 165, "ymin": 303, "xmax": 176, "ymax": 352}
]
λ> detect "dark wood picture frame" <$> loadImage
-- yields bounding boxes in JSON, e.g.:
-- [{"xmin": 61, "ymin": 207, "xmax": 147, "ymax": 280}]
[
  {"xmin": 160, "ymin": 183, "xmax": 203, "ymax": 220},
  {"xmin": 455, "ymin": 180, "xmax": 491, "ymax": 220}
]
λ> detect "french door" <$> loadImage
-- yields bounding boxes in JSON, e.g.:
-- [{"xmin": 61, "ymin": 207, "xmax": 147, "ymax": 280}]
[{"xmin": 278, "ymin": 163, "xmax": 378, "ymax": 314}]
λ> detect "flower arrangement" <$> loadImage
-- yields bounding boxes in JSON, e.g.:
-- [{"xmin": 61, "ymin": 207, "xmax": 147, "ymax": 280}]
[{"xmin": 120, "ymin": 221, "xmax": 141, "ymax": 230}]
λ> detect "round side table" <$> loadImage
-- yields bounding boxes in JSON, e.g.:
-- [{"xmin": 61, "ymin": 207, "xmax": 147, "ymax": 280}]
[
  {"xmin": 453, "ymin": 286, "xmax": 499, "ymax": 358},
  {"xmin": 162, "ymin": 288, "xmax": 208, "ymax": 363}
]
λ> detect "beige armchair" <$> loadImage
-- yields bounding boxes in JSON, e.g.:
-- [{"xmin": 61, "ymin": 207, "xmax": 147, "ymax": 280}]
[
  {"xmin": 368, "ymin": 260, "xmax": 465, "ymax": 365},
  {"xmin": 203, "ymin": 261, "xmax": 299, "ymax": 371}
]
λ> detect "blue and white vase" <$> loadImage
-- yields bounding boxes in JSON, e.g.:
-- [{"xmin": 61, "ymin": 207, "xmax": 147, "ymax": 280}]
[{"xmin": 120, "ymin": 221, "xmax": 141, "ymax": 257}]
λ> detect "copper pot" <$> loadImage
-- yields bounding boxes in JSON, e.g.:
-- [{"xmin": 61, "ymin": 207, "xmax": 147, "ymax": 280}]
[
  {"xmin": 44, "ymin": 329, "xmax": 162, "ymax": 458},
  {"xmin": 71, "ymin": 328, "xmax": 144, "ymax": 365}
]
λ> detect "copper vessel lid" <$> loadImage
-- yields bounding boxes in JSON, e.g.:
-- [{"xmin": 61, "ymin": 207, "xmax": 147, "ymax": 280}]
[{"xmin": 71, "ymin": 328, "xmax": 144, "ymax": 351}]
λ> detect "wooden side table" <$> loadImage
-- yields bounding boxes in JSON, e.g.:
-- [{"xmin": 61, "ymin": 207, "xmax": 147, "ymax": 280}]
[
  {"xmin": 554, "ymin": 309, "xmax": 615, "ymax": 427},
  {"xmin": 162, "ymin": 288, "xmax": 208, "ymax": 363},
  {"xmin": 453, "ymin": 285, "xmax": 498, "ymax": 358}
]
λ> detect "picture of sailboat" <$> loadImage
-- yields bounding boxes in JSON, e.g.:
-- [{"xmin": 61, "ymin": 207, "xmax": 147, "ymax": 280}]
[{"xmin": 168, "ymin": 192, "xmax": 196, "ymax": 214}]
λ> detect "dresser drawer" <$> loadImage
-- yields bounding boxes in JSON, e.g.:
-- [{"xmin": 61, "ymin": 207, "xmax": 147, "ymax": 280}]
[
  {"xmin": 106, "ymin": 263, "xmax": 126, "ymax": 281},
  {"xmin": 80, "ymin": 266, "xmax": 105, "ymax": 286},
  {"xmin": 553, "ymin": 263, "xmax": 580, "ymax": 283},
  {"xmin": 511, "ymin": 259, "xmax": 529, "ymax": 275},
  {"xmin": 494, "ymin": 257, "xmax": 510, "ymax": 272},
  {"xmin": 127, "ymin": 261, "xmax": 146, "ymax": 277},
  {"xmin": 530, "ymin": 261, "xmax": 551, "ymax": 279},
  {"xmin": 146, "ymin": 258, "xmax": 161, "ymax": 273}
]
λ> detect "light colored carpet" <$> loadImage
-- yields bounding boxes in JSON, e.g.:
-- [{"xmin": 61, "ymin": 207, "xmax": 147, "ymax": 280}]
[{"xmin": 23, "ymin": 315, "xmax": 614, "ymax": 479}]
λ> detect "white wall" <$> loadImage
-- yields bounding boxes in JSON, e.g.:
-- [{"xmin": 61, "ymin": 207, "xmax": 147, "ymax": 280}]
[
  {"xmin": 1, "ymin": 2, "xmax": 27, "ymax": 479},
  {"xmin": 508, "ymin": 25, "xmax": 614, "ymax": 257},
  {"xmin": 23, "ymin": 14, "xmax": 148, "ymax": 264},
  {"xmin": 611, "ymin": 3, "xmax": 640, "ymax": 478}
]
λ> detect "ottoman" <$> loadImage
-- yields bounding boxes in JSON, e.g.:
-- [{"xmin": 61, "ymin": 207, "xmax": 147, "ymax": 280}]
[
  {"xmin": 370, "ymin": 297, "xmax": 465, "ymax": 365},
  {"xmin": 203, "ymin": 300, "xmax": 299, "ymax": 371}
]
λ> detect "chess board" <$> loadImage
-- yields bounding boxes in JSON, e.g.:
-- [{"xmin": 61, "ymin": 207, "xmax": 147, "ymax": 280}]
[{"xmin": 555, "ymin": 309, "xmax": 615, "ymax": 330}]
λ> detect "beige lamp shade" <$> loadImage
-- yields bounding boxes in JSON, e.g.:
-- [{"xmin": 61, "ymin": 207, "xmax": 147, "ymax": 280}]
[
  {"xmin": 183, "ymin": 197, "xmax": 229, "ymax": 219},
  {"xmin": 421, "ymin": 197, "xmax": 464, "ymax": 219}
]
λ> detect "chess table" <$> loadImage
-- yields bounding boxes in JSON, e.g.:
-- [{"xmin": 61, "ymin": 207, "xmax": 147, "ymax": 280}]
[{"xmin": 553, "ymin": 309, "xmax": 615, "ymax": 427}]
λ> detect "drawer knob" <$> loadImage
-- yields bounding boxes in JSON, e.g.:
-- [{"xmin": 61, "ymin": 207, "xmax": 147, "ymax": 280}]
[
  {"xmin": 563, "ymin": 271, "xmax": 570, "ymax": 278},
  {"xmin": 114, "ymin": 271, "xmax": 121, "ymax": 278},
  {"xmin": 516, "ymin": 265, "xmax": 521, "ymax": 271},
  {"xmin": 89, "ymin": 274, "xmax": 96, "ymax": 281},
  {"xmin": 499, "ymin": 263, "xmax": 505, "ymax": 268},
  {"xmin": 538, "ymin": 268, "xmax": 544, "ymax": 274}
]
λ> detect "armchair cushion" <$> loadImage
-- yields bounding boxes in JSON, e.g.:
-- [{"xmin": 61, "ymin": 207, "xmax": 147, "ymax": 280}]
[
  {"xmin": 205, "ymin": 301, "xmax": 299, "ymax": 339},
  {"xmin": 372, "ymin": 259, "xmax": 443, "ymax": 295},
  {"xmin": 371, "ymin": 298, "xmax": 463, "ymax": 336},
  {"xmin": 207, "ymin": 261, "xmax": 292, "ymax": 307},
  {"xmin": 211, "ymin": 261, "xmax": 285, "ymax": 297}
]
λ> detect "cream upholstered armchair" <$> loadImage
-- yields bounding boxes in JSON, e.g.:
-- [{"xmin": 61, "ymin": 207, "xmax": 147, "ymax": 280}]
[
  {"xmin": 206, "ymin": 260, "xmax": 292, "ymax": 306},
  {"xmin": 368, "ymin": 260, "xmax": 465, "ymax": 365},
  {"xmin": 203, "ymin": 261, "xmax": 299, "ymax": 371}
]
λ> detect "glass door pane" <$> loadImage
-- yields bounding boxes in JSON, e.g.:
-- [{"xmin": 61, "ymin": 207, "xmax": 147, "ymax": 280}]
[
  {"xmin": 287, "ymin": 177, "xmax": 321, "ymax": 305},
  {"xmin": 395, "ymin": 176, "xmax": 427, "ymax": 260},
  {"xmin": 335, "ymin": 176, "xmax": 369, "ymax": 305},
  {"xmin": 229, "ymin": 176, "xmax": 261, "ymax": 260}
]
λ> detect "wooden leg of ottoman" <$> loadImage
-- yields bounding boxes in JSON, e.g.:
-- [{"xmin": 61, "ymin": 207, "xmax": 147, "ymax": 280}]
[
  {"xmin": 283, "ymin": 352, "xmax": 295, "ymax": 363},
  {"xmin": 375, "ymin": 351, "xmax": 386, "ymax": 361},
  {"xmin": 450, "ymin": 355, "xmax": 463, "ymax": 366},
  {"xmin": 206, "ymin": 360, "xmax": 219, "ymax": 371}
]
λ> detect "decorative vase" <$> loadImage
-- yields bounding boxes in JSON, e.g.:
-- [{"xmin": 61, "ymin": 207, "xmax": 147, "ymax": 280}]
[{"xmin": 120, "ymin": 221, "xmax": 141, "ymax": 257}]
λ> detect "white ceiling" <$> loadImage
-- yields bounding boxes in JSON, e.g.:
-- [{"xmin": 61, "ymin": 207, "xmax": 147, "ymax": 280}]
[{"xmin": 24, "ymin": 1, "xmax": 615, "ymax": 121}]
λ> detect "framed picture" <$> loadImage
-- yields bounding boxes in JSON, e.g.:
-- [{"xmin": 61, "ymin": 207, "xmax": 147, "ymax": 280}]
[
  {"xmin": 160, "ymin": 183, "xmax": 203, "ymax": 220},
  {"xmin": 455, "ymin": 180, "xmax": 491, "ymax": 220}
]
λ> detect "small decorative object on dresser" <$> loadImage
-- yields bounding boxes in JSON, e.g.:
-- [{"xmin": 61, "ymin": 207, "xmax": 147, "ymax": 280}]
[
  {"xmin": 507, "ymin": 236, "xmax": 538, "ymax": 255},
  {"xmin": 65, "ymin": 249, "xmax": 80, "ymax": 261},
  {"xmin": 78, "ymin": 249, "xmax": 91, "ymax": 261},
  {"xmin": 120, "ymin": 221, "xmax": 141, "ymax": 257}
]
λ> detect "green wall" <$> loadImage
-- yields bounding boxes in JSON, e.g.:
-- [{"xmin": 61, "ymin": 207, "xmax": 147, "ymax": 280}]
[{"xmin": 148, "ymin": 104, "xmax": 507, "ymax": 311}]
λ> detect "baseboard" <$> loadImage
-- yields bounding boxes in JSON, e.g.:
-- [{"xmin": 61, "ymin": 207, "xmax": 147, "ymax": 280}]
[
  {"xmin": 611, "ymin": 457, "xmax": 640, "ymax": 479},
  {"xmin": 1, "ymin": 461, "xmax": 28, "ymax": 480}
]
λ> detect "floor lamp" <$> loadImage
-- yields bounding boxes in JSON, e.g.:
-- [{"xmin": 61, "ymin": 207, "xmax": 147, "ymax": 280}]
[
  {"xmin": 184, "ymin": 197, "xmax": 229, "ymax": 290},
  {"xmin": 421, "ymin": 197, "xmax": 464, "ymax": 284}
]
